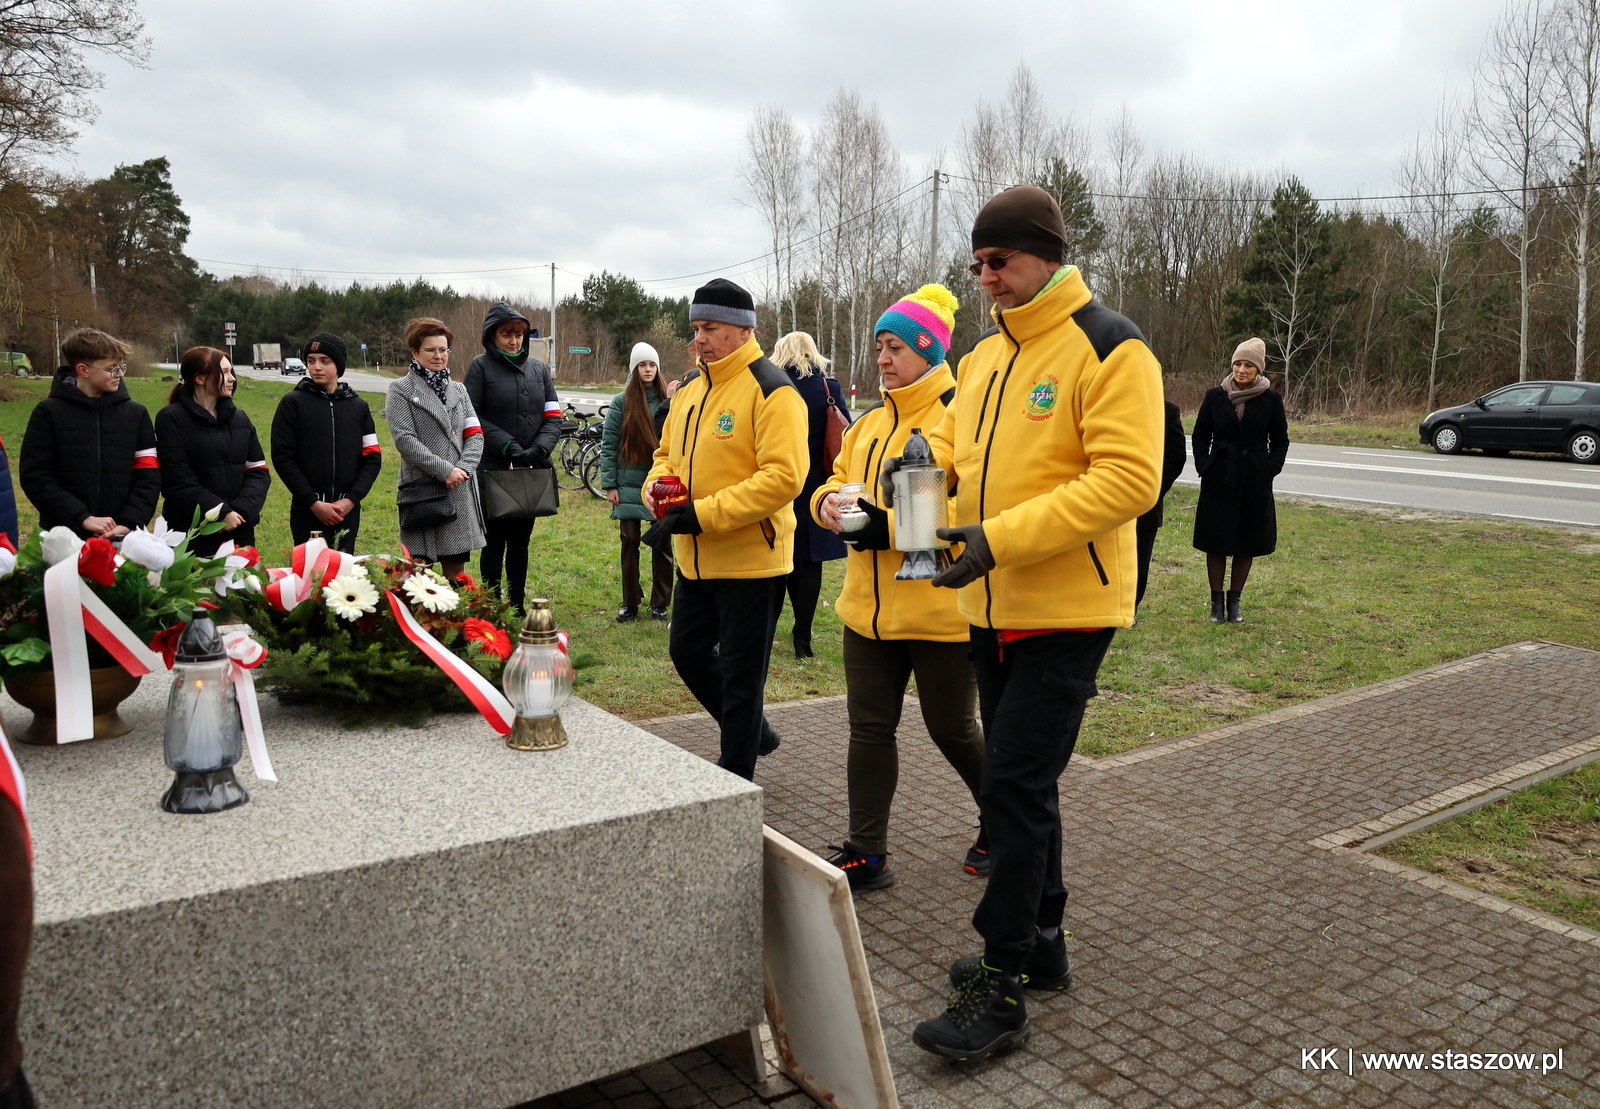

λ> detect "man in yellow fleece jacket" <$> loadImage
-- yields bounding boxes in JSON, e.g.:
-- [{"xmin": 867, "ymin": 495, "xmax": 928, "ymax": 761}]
[
  {"xmin": 643, "ymin": 279, "xmax": 808, "ymax": 780},
  {"xmin": 904, "ymin": 186, "xmax": 1164, "ymax": 1062}
]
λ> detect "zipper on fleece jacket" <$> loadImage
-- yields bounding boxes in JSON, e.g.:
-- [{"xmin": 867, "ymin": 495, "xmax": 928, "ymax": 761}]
[
  {"xmin": 683, "ymin": 382, "xmax": 708, "ymax": 577},
  {"xmin": 860, "ymin": 435, "xmax": 883, "ymax": 639},
  {"xmin": 1086, "ymin": 541, "xmax": 1108, "ymax": 586},
  {"xmin": 978, "ymin": 311, "xmax": 1024, "ymax": 628}
]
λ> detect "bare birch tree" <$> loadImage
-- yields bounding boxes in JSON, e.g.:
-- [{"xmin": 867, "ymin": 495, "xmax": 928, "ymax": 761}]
[
  {"xmin": 738, "ymin": 106, "xmax": 809, "ymax": 334},
  {"xmin": 811, "ymin": 89, "xmax": 866, "ymax": 366},
  {"xmin": 1552, "ymin": 0, "xmax": 1600, "ymax": 379},
  {"xmin": 1399, "ymin": 99, "xmax": 1470, "ymax": 409},
  {"xmin": 1100, "ymin": 105, "xmax": 1145, "ymax": 314},
  {"xmin": 1471, "ymin": 0, "xmax": 1556, "ymax": 381}
]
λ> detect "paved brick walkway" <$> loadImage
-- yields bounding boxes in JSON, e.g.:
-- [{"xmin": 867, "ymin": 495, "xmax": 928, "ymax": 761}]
[{"xmin": 523, "ymin": 642, "xmax": 1600, "ymax": 1109}]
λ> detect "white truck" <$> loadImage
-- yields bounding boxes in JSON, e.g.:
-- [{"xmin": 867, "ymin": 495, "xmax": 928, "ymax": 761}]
[{"xmin": 252, "ymin": 343, "xmax": 282, "ymax": 371}]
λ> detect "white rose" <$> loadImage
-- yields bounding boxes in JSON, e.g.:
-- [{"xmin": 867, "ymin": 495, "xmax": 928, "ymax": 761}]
[
  {"xmin": 0, "ymin": 548, "xmax": 15, "ymax": 580},
  {"xmin": 120, "ymin": 528, "xmax": 176, "ymax": 573},
  {"xmin": 40, "ymin": 526, "xmax": 83, "ymax": 567}
]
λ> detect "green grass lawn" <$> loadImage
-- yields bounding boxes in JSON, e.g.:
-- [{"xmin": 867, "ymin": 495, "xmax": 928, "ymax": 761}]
[
  {"xmin": 2, "ymin": 378, "xmax": 1598, "ymax": 747},
  {"xmin": 1376, "ymin": 763, "xmax": 1600, "ymax": 932}
]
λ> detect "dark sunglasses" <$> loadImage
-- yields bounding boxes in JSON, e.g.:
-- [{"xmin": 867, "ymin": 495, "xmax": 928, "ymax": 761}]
[{"xmin": 968, "ymin": 249, "xmax": 1021, "ymax": 277}]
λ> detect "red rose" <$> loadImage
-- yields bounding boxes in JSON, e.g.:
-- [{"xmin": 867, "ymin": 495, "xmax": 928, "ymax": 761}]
[
  {"xmin": 149, "ymin": 623, "xmax": 185, "ymax": 668},
  {"xmin": 78, "ymin": 537, "xmax": 117, "ymax": 586},
  {"xmin": 232, "ymin": 546, "xmax": 261, "ymax": 567}
]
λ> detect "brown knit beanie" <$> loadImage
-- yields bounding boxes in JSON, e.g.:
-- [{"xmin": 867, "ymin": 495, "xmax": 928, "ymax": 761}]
[
  {"xmin": 1231, "ymin": 337, "xmax": 1267, "ymax": 372},
  {"xmin": 971, "ymin": 185, "xmax": 1068, "ymax": 263}
]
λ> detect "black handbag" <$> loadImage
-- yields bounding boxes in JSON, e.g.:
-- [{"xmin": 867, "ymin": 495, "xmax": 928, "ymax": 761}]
[
  {"xmin": 396, "ymin": 476, "xmax": 458, "ymax": 530},
  {"xmin": 480, "ymin": 464, "xmax": 559, "ymax": 520}
]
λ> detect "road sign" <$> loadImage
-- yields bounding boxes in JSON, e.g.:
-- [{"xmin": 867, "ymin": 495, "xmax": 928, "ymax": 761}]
[
  {"xmin": 225, "ymin": 322, "xmax": 236, "ymax": 330},
  {"xmin": 568, "ymin": 346, "xmax": 591, "ymax": 354},
  {"xmin": 360, "ymin": 343, "xmax": 368, "ymax": 350}
]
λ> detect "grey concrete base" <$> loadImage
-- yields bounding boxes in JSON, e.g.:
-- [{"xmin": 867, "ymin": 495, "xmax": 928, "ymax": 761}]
[{"xmin": 9, "ymin": 678, "xmax": 764, "ymax": 1109}]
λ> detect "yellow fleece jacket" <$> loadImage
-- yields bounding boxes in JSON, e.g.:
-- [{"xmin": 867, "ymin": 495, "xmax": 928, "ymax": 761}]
[
  {"xmin": 811, "ymin": 362, "xmax": 966, "ymax": 642},
  {"xmin": 647, "ymin": 336, "xmax": 808, "ymax": 579},
  {"xmin": 928, "ymin": 266, "xmax": 1163, "ymax": 629}
]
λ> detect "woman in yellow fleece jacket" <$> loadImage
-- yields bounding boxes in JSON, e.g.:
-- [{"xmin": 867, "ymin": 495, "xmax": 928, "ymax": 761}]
[{"xmin": 810, "ymin": 285, "xmax": 986, "ymax": 892}]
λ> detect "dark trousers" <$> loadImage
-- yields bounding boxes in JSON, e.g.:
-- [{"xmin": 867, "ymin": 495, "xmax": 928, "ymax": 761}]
[
  {"xmin": 970, "ymin": 625, "xmax": 1114, "ymax": 976},
  {"xmin": 669, "ymin": 574, "xmax": 783, "ymax": 781},
  {"xmin": 842, "ymin": 627, "xmax": 985, "ymax": 855},
  {"xmin": 481, "ymin": 518, "xmax": 536, "ymax": 605},
  {"xmin": 782, "ymin": 559, "xmax": 825, "ymax": 644},
  {"xmin": 619, "ymin": 519, "xmax": 672, "ymax": 609},
  {"xmin": 1135, "ymin": 522, "xmax": 1158, "ymax": 607},
  {"xmin": 290, "ymin": 501, "xmax": 360, "ymax": 553},
  {"xmin": 0, "ymin": 1070, "xmax": 34, "ymax": 1109}
]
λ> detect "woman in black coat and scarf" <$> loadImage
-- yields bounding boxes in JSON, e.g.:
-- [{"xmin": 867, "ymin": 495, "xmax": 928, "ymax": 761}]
[
  {"xmin": 1191, "ymin": 337, "xmax": 1288, "ymax": 625},
  {"xmin": 156, "ymin": 347, "xmax": 271, "ymax": 557},
  {"xmin": 463, "ymin": 302, "xmax": 562, "ymax": 612},
  {"xmin": 772, "ymin": 331, "xmax": 849, "ymax": 658}
]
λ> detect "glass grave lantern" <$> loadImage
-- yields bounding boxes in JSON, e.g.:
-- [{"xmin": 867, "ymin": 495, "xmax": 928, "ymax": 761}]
[
  {"xmin": 891, "ymin": 428, "xmax": 952, "ymax": 581},
  {"xmin": 835, "ymin": 481, "xmax": 870, "ymax": 535},
  {"xmin": 502, "ymin": 598, "xmax": 574, "ymax": 751},
  {"xmin": 160, "ymin": 607, "xmax": 249, "ymax": 814}
]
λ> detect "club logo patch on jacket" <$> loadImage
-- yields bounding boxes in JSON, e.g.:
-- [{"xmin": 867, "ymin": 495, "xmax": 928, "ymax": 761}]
[
  {"xmin": 714, "ymin": 409, "xmax": 736, "ymax": 440},
  {"xmin": 1025, "ymin": 374, "xmax": 1060, "ymax": 421}
]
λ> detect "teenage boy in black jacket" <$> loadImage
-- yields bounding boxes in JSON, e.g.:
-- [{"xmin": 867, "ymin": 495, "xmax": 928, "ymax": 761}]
[
  {"xmin": 270, "ymin": 333, "xmax": 381, "ymax": 551},
  {"xmin": 20, "ymin": 328, "xmax": 159, "ymax": 539}
]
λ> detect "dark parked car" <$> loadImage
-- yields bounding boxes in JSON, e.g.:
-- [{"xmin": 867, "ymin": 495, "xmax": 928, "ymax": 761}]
[{"xmin": 1419, "ymin": 381, "xmax": 1600, "ymax": 463}]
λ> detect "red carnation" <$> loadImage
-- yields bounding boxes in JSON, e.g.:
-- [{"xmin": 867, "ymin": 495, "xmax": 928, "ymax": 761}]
[
  {"xmin": 78, "ymin": 536, "xmax": 117, "ymax": 586},
  {"xmin": 149, "ymin": 623, "xmax": 185, "ymax": 668},
  {"xmin": 463, "ymin": 617, "xmax": 513, "ymax": 660},
  {"xmin": 232, "ymin": 546, "xmax": 261, "ymax": 567},
  {"xmin": 455, "ymin": 571, "xmax": 479, "ymax": 590}
]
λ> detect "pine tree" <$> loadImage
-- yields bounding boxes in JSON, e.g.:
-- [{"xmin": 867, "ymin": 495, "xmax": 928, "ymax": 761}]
[{"xmin": 1222, "ymin": 177, "xmax": 1352, "ymax": 409}]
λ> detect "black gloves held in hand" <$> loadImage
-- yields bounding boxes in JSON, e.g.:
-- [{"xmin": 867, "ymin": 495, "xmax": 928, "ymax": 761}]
[
  {"xmin": 877, "ymin": 455, "xmax": 903, "ymax": 506},
  {"xmin": 843, "ymin": 500, "xmax": 891, "ymax": 551},
  {"xmin": 642, "ymin": 503, "xmax": 701, "ymax": 554},
  {"xmin": 930, "ymin": 523, "xmax": 995, "ymax": 589},
  {"xmin": 511, "ymin": 444, "xmax": 549, "ymax": 465}
]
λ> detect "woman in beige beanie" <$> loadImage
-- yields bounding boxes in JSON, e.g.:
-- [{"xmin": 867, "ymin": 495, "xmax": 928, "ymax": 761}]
[{"xmin": 1190, "ymin": 338, "xmax": 1289, "ymax": 623}]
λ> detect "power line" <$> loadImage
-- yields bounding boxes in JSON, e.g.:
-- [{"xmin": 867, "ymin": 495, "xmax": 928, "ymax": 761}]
[{"xmin": 192, "ymin": 257, "xmax": 555, "ymax": 278}]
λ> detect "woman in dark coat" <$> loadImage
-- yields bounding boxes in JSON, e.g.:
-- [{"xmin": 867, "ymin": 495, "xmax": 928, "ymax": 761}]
[
  {"xmin": 773, "ymin": 332, "xmax": 850, "ymax": 658},
  {"xmin": 463, "ymin": 302, "xmax": 562, "ymax": 612},
  {"xmin": 1191, "ymin": 337, "xmax": 1288, "ymax": 624},
  {"xmin": 156, "ymin": 347, "xmax": 271, "ymax": 556},
  {"xmin": 601, "ymin": 342, "xmax": 670, "ymax": 622}
]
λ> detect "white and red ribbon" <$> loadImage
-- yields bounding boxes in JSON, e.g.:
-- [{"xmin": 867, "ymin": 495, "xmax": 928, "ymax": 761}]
[
  {"xmin": 0, "ymin": 716, "xmax": 28, "ymax": 860},
  {"xmin": 264, "ymin": 537, "xmax": 360, "ymax": 612},
  {"xmin": 385, "ymin": 590, "xmax": 515, "ymax": 735},
  {"xmin": 221, "ymin": 628, "xmax": 274, "ymax": 782},
  {"xmin": 44, "ymin": 559, "xmax": 167, "ymax": 743}
]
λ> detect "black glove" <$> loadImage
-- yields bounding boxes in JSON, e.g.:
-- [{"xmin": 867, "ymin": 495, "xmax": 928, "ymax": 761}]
[
  {"xmin": 877, "ymin": 455, "xmax": 903, "ymax": 505},
  {"xmin": 844, "ymin": 499, "xmax": 891, "ymax": 551},
  {"xmin": 930, "ymin": 523, "xmax": 995, "ymax": 589},
  {"xmin": 513, "ymin": 444, "xmax": 549, "ymax": 465},
  {"xmin": 642, "ymin": 503, "xmax": 701, "ymax": 555}
]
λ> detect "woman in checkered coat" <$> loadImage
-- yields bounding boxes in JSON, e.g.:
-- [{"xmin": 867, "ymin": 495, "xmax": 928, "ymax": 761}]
[{"xmin": 386, "ymin": 318, "xmax": 486, "ymax": 582}]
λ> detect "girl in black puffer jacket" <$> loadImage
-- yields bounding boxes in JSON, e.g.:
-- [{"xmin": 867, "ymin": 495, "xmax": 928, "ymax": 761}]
[{"xmin": 156, "ymin": 347, "xmax": 271, "ymax": 556}]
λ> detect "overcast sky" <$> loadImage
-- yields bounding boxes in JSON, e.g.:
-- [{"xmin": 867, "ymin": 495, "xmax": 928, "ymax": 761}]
[{"xmin": 62, "ymin": 0, "xmax": 1509, "ymax": 303}]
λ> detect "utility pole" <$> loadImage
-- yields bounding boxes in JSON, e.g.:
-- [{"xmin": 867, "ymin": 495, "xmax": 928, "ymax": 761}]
[
  {"xmin": 549, "ymin": 262, "xmax": 558, "ymax": 380},
  {"xmin": 928, "ymin": 169, "xmax": 942, "ymax": 283},
  {"xmin": 89, "ymin": 263, "xmax": 98, "ymax": 311},
  {"xmin": 47, "ymin": 236, "xmax": 61, "ymax": 367}
]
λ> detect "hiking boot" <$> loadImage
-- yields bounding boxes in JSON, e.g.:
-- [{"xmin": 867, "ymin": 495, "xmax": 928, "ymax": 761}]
[
  {"xmin": 1208, "ymin": 590, "xmax": 1225, "ymax": 623},
  {"xmin": 949, "ymin": 928, "xmax": 1072, "ymax": 993},
  {"xmin": 649, "ymin": 604, "xmax": 670, "ymax": 620},
  {"xmin": 963, "ymin": 829, "xmax": 990, "ymax": 877},
  {"xmin": 758, "ymin": 722, "xmax": 781, "ymax": 757},
  {"xmin": 616, "ymin": 605, "xmax": 637, "ymax": 624},
  {"xmin": 1227, "ymin": 590, "xmax": 1244, "ymax": 623},
  {"xmin": 912, "ymin": 962, "xmax": 1029, "ymax": 1062},
  {"xmin": 825, "ymin": 843, "xmax": 895, "ymax": 891}
]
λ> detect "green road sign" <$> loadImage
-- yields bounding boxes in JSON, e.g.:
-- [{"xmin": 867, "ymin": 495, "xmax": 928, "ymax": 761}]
[{"xmin": 568, "ymin": 346, "xmax": 591, "ymax": 354}]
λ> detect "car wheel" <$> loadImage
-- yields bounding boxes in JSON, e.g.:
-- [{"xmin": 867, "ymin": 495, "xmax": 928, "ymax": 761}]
[
  {"xmin": 1431, "ymin": 424, "xmax": 1464, "ymax": 454},
  {"xmin": 1567, "ymin": 429, "xmax": 1600, "ymax": 463}
]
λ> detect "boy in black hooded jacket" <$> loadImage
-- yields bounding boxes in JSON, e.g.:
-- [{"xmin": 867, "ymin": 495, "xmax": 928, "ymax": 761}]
[
  {"xmin": 270, "ymin": 333, "xmax": 381, "ymax": 551},
  {"xmin": 20, "ymin": 328, "xmax": 159, "ymax": 539}
]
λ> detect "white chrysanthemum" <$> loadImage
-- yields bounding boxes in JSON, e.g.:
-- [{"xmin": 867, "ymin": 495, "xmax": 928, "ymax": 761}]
[
  {"xmin": 402, "ymin": 572, "xmax": 459, "ymax": 613},
  {"xmin": 324, "ymin": 573, "xmax": 380, "ymax": 621}
]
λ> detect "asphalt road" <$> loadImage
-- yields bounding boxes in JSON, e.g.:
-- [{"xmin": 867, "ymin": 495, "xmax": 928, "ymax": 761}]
[
  {"xmin": 234, "ymin": 368, "xmax": 1598, "ymax": 527},
  {"xmin": 1177, "ymin": 442, "xmax": 1600, "ymax": 528}
]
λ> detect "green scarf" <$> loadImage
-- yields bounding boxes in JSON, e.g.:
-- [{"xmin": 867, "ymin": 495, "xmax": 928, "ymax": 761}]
[{"xmin": 493, "ymin": 344, "xmax": 529, "ymax": 369}]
